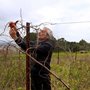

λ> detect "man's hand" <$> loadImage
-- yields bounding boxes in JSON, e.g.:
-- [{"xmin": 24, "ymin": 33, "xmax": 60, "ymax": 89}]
[{"xmin": 9, "ymin": 22, "xmax": 18, "ymax": 40}]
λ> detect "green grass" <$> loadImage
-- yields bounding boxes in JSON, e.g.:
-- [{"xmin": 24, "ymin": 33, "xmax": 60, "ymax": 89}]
[{"xmin": 0, "ymin": 52, "xmax": 90, "ymax": 90}]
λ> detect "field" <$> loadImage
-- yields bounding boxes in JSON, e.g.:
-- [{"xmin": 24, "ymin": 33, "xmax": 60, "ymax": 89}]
[{"xmin": 0, "ymin": 51, "xmax": 90, "ymax": 90}]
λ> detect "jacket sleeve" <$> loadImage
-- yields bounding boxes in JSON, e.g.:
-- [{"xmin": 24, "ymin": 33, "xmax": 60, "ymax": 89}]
[{"xmin": 15, "ymin": 37, "xmax": 35, "ymax": 51}]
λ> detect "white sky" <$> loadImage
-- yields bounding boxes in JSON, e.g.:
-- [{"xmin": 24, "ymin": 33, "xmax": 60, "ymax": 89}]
[{"xmin": 0, "ymin": 0, "xmax": 90, "ymax": 42}]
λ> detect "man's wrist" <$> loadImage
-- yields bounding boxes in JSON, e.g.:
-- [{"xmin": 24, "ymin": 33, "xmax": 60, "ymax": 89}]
[
  {"xmin": 15, "ymin": 36, "xmax": 23, "ymax": 45},
  {"xmin": 13, "ymin": 36, "xmax": 18, "ymax": 40}
]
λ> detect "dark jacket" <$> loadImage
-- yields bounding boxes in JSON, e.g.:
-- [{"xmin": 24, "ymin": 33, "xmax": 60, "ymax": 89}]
[{"xmin": 15, "ymin": 38, "xmax": 54, "ymax": 77}]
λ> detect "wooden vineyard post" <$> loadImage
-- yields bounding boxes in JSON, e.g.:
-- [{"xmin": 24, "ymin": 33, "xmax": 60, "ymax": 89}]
[{"xmin": 26, "ymin": 22, "xmax": 31, "ymax": 90}]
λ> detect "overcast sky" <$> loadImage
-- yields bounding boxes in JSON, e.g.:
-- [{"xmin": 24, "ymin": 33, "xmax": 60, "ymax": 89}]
[{"xmin": 0, "ymin": 0, "xmax": 90, "ymax": 42}]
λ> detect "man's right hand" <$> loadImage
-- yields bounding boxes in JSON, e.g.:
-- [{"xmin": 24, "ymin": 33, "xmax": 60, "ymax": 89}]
[{"xmin": 9, "ymin": 22, "xmax": 18, "ymax": 40}]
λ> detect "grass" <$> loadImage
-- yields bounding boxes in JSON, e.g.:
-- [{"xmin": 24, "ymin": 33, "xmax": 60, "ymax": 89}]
[{"xmin": 0, "ymin": 52, "xmax": 90, "ymax": 90}]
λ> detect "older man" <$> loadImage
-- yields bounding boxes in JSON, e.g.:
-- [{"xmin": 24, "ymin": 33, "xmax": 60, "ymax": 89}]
[{"xmin": 9, "ymin": 23, "xmax": 54, "ymax": 90}]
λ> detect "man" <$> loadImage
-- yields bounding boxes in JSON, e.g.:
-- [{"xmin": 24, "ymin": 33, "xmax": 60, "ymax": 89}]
[{"xmin": 9, "ymin": 23, "xmax": 54, "ymax": 90}]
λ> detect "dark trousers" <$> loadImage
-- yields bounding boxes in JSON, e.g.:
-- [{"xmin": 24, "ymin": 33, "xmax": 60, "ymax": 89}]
[{"xmin": 31, "ymin": 75, "xmax": 51, "ymax": 90}]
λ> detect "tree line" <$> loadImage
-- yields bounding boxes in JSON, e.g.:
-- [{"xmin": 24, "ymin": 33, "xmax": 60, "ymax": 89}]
[{"xmin": 55, "ymin": 38, "xmax": 90, "ymax": 52}]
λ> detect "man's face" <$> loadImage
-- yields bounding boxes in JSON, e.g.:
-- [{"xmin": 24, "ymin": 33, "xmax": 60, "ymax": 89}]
[{"xmin": 38, "ymin": 30, "xmax": 48, "ymax": 40}]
